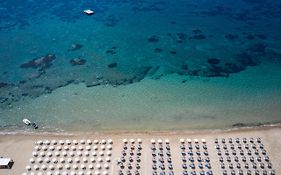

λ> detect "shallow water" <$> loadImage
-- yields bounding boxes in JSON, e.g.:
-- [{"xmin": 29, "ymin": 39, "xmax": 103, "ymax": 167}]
[{"xmin": 0, "ymin": 0, "xmax": 281, "ymax": 132}]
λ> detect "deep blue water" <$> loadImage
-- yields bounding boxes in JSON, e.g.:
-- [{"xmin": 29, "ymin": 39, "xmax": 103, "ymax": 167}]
[{"xmin": 0, "ymin": 0, "xmax": 281, "ymax": 131}]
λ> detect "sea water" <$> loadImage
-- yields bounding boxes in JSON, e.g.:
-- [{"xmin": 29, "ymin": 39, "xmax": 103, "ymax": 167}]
[{"xmin": 0, "ymin": 0, "xmax": 281, "ymax": 132}]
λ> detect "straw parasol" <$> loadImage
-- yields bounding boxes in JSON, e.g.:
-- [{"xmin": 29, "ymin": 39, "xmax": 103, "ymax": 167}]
[
  {"xmin": 104, "ymin": 163, "xmax": 109, "ymax": 169},
  {"xmin": 55, "ymin": 151, "xmax": 60, "ymax": 157},
  {"xmin": 89, "ymin": 158, "xmax": 95, "ymax": 163},
  {"xmin": 81, "ymin": 164, "xmax": 86, "ymax": 170},
  {"xmin": 150, "ymin": 139, "xmax": 155, "ymax": 144},
  {"xmin": 75, "ymin": 157, "xmax": 80, "ymax": 163},
  {"xmin": 44, "ymin": 140, "xmax": 51, "ymax": 145},
  {"xmin": 123, "ymin": 139, "xmax": 128, "ymax": 144},
  {"xmin": 105, "ymin": 157, "xmax": 110, "ymax": 162},
  {"xmin": 26, "ymin": 165, "xmax": 31, "ymax": 171},
  {"xmin": 60, "ymin": 158, "xmax": 65, "ymax": 163},
  {"xmin": 66, "ymin": 140, "xmax": 71, "ymax": 145},
  {"xmin": 106, "ymin": 151, "xmax": 112, "ymax": 156},
  {"xmin": 79, "ymin": 146, "xmax": 84, "ymax": 151},
  {"xmin": 87, "ymin": 139, "xmax": 92, "ymax": 145},
  {"xmin": 41, "ymin": 165, "xmax": 47, "ymax": 171},
  {"xmin": 34, "ymin": 146, "xmax": 40, "ymax": 151},
  {"xmin": 65, "ymin": 164, "xmax": 70, "ymax": 170},
  {"xmin": 94, "ymin": 140, "xmax": 99, "ymax": 144},
  {"xmin": 80, "ymin": 140, "xmax": 86, "ymax": 144},
  {"xmin": 86, "ymin": 146, "xmax": 91, "ymax": 151},
  {"xmin": 130, "ymin": 139, "xmax": 135, "ymax": 144},
  {"xmin": 37, "ymin": 158, "xmax": 43, "ymax": 163},
  {"xmin": 40, "ymin": 152, "xmax": 45, "ymax": 157},
  {"xmin": 51, "ymin": 140, "xmax": 57, "ymax": 145},
  {"xmin": 37, "ymin": 140, "xmax": 43, "ymax": 145},
  {"xmin": 67, "ymin": 158, "xmax": 72, "ymax": 163},
  {"xmin": 89, "ymin": 164, "xmax": 94, "ymax": 169},
  {"xmin": 101, "ymin": 139, "xmax": 106, "ymax": 144},
  {"xmin": 100, "ymin": 145, "xmax": 105, "ymax": 150},
  {"xmin": 137, "ymin": 139, "xmax": 142, "ymax": 144},
  {"xmin": 59, "ymin": 140, "xmax": 64, "ymax": 145},
  {"xmin": 96, "ymin": 164, "xmax": 101, "ymax": 169},
  {"xmin": 97, "ymin": 157, "xmax": 103, "ymax": 163},
  {"xmin": 56, "ymin": 146, "xmax": 62, "ymax": 151},
  {"xmin": 107, "ymin": 139, "xmax": 113, "ymax": 144},
  {"xmin": 107, "ymin": 145, "xmax": 112, "ymax": 150},
  {"xmin": 32, "ymin": 151, "xmax": 38, "ymax": 157},
  {"xmin": 29, "ymin": 158, "xmax": 35, "ymax": 164},
  {"xmin": 99, "ymin": 151, "xmax": 104, "ymax": 156},
  {"xmin": 47, "ymin": 152, "xmax": 53, "ymax": 158},
  {"xmin": 93, "ymin": 145, "xmax": 98, "ymax": 150},
  {"xmin": 77, "ymin": 151, "xmax": 82, "ymax": 157},
  {"xmin": 49, "ymin": 146, "xmax": 55, "ymax": 151},
  {"xmin": 33, "ymin": 164, "xmax": 39, "ymax": 171},
  {"xmin": 83, "ymin": 158, "xmax": 88, "ymax": 163},
  {"xmin": 92, "ymin": 151, "xmax": 97, "ymax": 156},
  {"xmin": 49, "ymin": 165, "xmax": 55, "ymax": 170},
  {"xmin": 45, "ymin": 158, "xmax": 50, "ymax": 163},
  {"xmin": 73, "ymin": 140, "xmax": 78, "ymax": 145}
]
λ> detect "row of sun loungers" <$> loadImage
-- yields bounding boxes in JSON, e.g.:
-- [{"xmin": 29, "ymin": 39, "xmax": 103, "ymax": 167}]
[{"xmin": 22, "ymin": 138, "xmax": 275, "ymax": 175}]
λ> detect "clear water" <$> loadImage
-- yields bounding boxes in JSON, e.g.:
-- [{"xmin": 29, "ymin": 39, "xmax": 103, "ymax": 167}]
[{"xmin": 0, "ymin": 0, "xmax": 281, "ymax": 132}]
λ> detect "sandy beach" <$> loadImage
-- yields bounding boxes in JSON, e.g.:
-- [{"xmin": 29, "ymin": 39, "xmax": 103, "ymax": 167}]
[{"xmin": 0, "ymin": 126, "xmax": 280, "ymax": 175}]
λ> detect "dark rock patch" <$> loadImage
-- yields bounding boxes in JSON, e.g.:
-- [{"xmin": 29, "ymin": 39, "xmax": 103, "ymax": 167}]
[
  {"xmin": 147, "ymin": 35, "xmax": 160, "ymax": 43},
  {"xmin": 20, "ymin": 54, "xmax": 56, "ymax": 70},
  {"xmin": 67, "ymin": 44, "xmax": 83, "ymax": 51},
  {"xmin": 236, "ymin": 52, "xmax": 260, "ymax": 66},
  {"xmin": 247, "ymin": 43, "xmax": 267, "ymax": 54},
  {"xmin": 181, "ymin": 64, "xmax": 188, "ymax": 70},
  {"xmin": 176, "ymin": 33, "xmax": 187, "ymax": 40},
  {"xmin": 154, "ymin": 48, "xmax": 163, "ymax": 53},
  {"xmin": 246, "ymin": 35, "xmax": 255, "ymax": 40},
  {"xmin": 192, "ymin": 29, "xmax": 202, "ymax": 34},
  {"xmin": 255, "ymin": 34, "xmax": 267, "ymax": 40},
  {"xmin": 225, "ymin": 34, "xmax": 239, "ymax": 41},
  {"xmin": 70, "ymin": 58, "xmax": 86, "ymax": 66},
  {"xmin": 108, "ymin": 62, "xmax": 117, "ymax": 68},
  {"xmin": 192, "ymin": 34, "xmax": 207, "ymax": 40},
  {"xmin": 207, "ymin": 58, "xmax": 221, "ymax": 64},
  {"xmin": 104, "ymin": 15, "xmax": 121, "ymax": 27},
  {"xmin": 170, "ymin": 21, "xmax": 176, "ymax": 24},
  {"xmin": 0, "ymin": 82, "xmax": 8, "ymax": 88},
  {"xmin": 106, "ymin": 49, "xmax": 117, "ymax": 55},
  {"xmin": 170, "ymin": 51, "xmax": 177, "ymax": 55}
]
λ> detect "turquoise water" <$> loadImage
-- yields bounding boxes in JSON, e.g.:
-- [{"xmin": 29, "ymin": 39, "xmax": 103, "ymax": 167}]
[{"xmin": 0, "ymin": 0, "xmax": 281, "ymax": 132}]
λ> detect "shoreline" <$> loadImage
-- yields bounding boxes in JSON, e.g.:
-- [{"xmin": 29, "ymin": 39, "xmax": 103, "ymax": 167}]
[{"xmin": 1, "ymin": 124, "xmax": 280, "ymax": 136}]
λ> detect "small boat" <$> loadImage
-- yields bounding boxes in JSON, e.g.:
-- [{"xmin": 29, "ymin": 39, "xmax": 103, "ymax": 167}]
[
  {"xmin": 84, "ymin": 9, "xmax": 94, "ymax": 15},
  {"xmin": 32, "ymin": 122, "xmax": 38, "ymax": 129},
  {"xmin": 23, "ymin": 118, "xmax": 31, "ymax": 125}
]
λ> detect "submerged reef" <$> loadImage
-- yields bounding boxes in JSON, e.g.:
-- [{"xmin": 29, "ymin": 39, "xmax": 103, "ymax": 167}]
[
  {"xmin": 68, "ymin": 44, "xmax": 83, "ymax": 51},
  {"xmin": 20, "ymin": 54, "xmax": 56, "ymax": 71},
  {"xmin": 70, "ymin": 58, "xmax": 86, "ymax": 66},
  {"xmin": 148, "ymin": 35, "xmax": 160, "ymax": 43}
]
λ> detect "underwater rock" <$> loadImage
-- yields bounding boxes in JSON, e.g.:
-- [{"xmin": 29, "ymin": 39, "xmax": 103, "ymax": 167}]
[
  {"xmin": 170, "ymin": 51, "xmax": 177, "ymax": 55},
  {"xmin": 176, "ymin": 33, "xmax": 187, "ymax": 40},
  {"xmin": 106, "ymin": 50, "xmax": 117, "ymax": 55},
  {"xmin": 104, "ymin": 15, "xmax": 121, "ymax": 27},
  {"xmin": 247, "ymin": 43, "xmax": 267, "ymax": 54},
  {"xmin": 0, "ymin": 82, "xmax": 8, "ymax": 88},
  {"xmin": 147, "ymin": 35, "xmax": 160, "ymax": 43},
  {"xmin": 154, "ymin": 48, "xmax": 163, "ymax": 53},
  {"xmin": 236, "ymin": 52, "xmax": 260, "ymax": 66},
  {"xmin": 20, "ymin": 54, "xmax": 56, "ymax": 69},
  {"xmin": 108, "ymin": 62, "xmax": 117, "ymax": 68},
  {"xmin": 68, "ymin": 44, "xmax": 83, "ymax": 51},
  {"xmin": 192, "ymin": 29, "xmax": 202, "ymax": 34},
  {"xmin": 181, "ymin": 64, "xmax": 188, "ymax": 70},
  {"xmin": 207, "ymin": 58, "xmax": 221, "ymax": 64},
  {"xmin": 225, "ymin": 34, "xmax": 239, "ymax": 41},
  {"xmin": 70, "ymin": 58, "xmax": 86, "ymax": 66},
  {"xmin": 192, "ymin": 34, "xmax": 207, "ymax": 40}
]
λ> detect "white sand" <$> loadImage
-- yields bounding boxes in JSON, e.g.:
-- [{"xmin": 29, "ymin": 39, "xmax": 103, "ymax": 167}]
[{"xmin": 0, "ymin": 126, "xmax": 280, "ymax": 175}]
